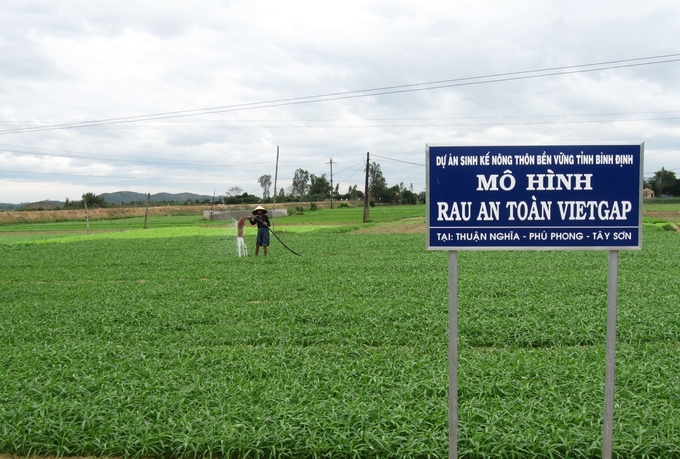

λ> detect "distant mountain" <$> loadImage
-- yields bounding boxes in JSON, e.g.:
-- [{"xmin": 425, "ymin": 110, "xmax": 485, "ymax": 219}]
[
  {"xmin": 17, "ymin": 200, "xmax": 63, "ymax": 210},
  {"xmin": 0, "ymin": 203, "xmax": 23, "ymax": 210},
  {"xmin": 152, "ymin": 192, "xmax": 215, "ymax": 203},
  {"xmin": 99, "ymin": 191, "xmax": 214, "ymax": 205},
  {"xmin": 98, "ymin": 191, "xmax": 147, "ymax": 204}
]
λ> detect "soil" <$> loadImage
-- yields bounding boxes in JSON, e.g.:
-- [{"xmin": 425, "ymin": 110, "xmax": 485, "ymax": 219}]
[
  {"xmin": 354, "ymin": 217, "xmax": 426, "ymax": 234},
  {"xmin": 643, "ymin": 211, "xmax": 680, "ymax": 225}
]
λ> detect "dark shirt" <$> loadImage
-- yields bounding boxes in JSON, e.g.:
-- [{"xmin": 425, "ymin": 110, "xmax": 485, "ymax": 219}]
[{"xmin": 249, "ymin": 214, "xmax": 269, "ymax": 228}]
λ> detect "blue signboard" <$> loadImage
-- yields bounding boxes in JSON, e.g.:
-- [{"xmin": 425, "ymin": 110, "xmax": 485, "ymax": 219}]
[{"xmin": 427, "ymin": 144, "xmax": 643, "ymax": 250}]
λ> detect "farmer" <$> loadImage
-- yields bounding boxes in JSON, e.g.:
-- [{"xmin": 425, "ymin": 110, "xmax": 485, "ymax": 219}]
[{"xmin": 248, "ymin": 205, "xmax": 270, "ymax": 256}]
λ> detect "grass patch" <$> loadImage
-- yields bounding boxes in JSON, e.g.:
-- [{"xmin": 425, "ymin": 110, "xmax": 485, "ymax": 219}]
[
  {"xmin": 643, "ymin": 217, "xmax": 678, "ymax": 232},
  {"xmin": 1, "ymin": 207, "xmax": 680, "ymax": 457}
]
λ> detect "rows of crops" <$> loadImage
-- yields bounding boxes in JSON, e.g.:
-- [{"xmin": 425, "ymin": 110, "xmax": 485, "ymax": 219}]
[{"xmin": 1, "ymin": 207, "xmax": 679, "ymax": 458}]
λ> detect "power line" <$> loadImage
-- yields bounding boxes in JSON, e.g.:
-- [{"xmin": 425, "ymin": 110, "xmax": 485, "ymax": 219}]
[
  {"xmin": 371, "ymin": 150, "xmax": 678, "ymax": 170},
  {"xmin": 370, "ymin": 154, "xmax": 425, "ymax": 167},
  {"xmin": 0, "ymin": 143, "xmax": 263, "ymax": 167},
  {"xmin": 0, "ymin": 168, "xmax": 233, "ymax": 182},
  {"xmin": 3, "ymin": 141, "xmax": 676, "ymax": 176},
  {"xmin": 644, "ymin": 166, "xmax": 680, "ymax": 175},
  {"xmin": 5, "ymin": 114, "xmax": 680, "ymax": 130},
  {"xmin": 5, "ymin": 109, "xmax": 680, "ymax": 125},
  {"xmin": 2, "ymin": 53, "xmax": 679, "ymax": 135},
  {"xmin": 645, "ymin": 148, "xmax": 680, "ymax": 157}
]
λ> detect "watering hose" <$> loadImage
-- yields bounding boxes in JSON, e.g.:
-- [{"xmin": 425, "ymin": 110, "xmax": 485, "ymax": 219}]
[{"xmin": 251, "ymin": 216, "xmax": 302, "ymax": 256}]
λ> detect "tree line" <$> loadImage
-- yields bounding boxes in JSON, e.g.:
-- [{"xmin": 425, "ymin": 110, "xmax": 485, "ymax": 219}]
[
  {"xmin": 24, "ymin": 161, "xmax": 425, "ymax": 210},
  {"xmin": 20, "ymin": 165, "xmax": 674, "ymax": 212},
  {"xmin": 645, "ymin": 167, "xmax": 680, "ymax": 198},
  {"xmin": 234, "ymin": 161, "xmax": 425, "ymax": 206}
]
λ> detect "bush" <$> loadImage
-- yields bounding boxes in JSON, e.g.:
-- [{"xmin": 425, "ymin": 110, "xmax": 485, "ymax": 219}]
[{"xmin": 310, "ymin": 202, "xmax": 319, "ymax": 211}]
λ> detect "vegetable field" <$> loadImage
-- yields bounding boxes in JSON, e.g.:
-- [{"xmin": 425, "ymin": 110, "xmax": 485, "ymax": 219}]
[{"xmin": 1, "ymin": 206, "xmax": 679, "ymax": 458}]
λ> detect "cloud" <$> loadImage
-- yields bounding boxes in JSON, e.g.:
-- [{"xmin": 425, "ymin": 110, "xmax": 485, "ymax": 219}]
[{"xmin": 2, "ymin": 0, "xmax": 680, "ymax": 203}]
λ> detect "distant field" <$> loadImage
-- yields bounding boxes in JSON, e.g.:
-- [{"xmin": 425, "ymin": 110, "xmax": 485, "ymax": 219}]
[
  {"xmin": 642, "ymin": 200, "xmax": 680, "ymax": 226},
  {"xmin": 0, "ymin": 203, "xmax": 676, "ymax": 244},
  {"xmin": 1, "ymin": 204, "xmax": 680, "ymax": 457},
  {"xmin": 0, "ymin": 205, "xmax": 423, "ymax": 244}
]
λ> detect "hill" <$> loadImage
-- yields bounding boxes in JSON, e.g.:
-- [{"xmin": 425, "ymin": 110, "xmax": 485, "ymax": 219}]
[
  {"xmin": 0, "ymin": 200, "xmax": 62, "ymax": 211},
  {"xmin": 20, "ymin": 200, "xmax": 63, "ymax": 210}
]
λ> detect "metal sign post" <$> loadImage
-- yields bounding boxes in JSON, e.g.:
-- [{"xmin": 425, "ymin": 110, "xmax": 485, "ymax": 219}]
[
  {"xmin": 448, "ymin": 251, "xmax": 458, "ymax": 459},
  {"xmin": 603, "ymin": 250, "xmax": 619, "ymax": 458},
  {"xmin": 426, "ymin": 144, "xmax": 643, "ymax": 459}
]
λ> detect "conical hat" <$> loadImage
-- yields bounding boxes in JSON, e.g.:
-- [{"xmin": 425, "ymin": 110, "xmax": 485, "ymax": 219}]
[{"xmin": 252, "ymin": 205, "xmax": 267, "ymax": 214}]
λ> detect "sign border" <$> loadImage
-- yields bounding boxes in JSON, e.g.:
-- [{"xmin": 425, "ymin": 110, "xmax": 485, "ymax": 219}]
[{"xmin": 426, "ymin": 143, "xmax": 644, "ymax": 251}]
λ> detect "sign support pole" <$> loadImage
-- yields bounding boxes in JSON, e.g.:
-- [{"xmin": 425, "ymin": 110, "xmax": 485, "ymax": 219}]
[
  {"xmin": 363, "ymin": 152, "xmax": 370, "ymax": 223},
  {"xmin": 448, "ymin": 251, "xmax": 458, "ymax": 459},
  {"xmin": 428, "ymin": 145, "xmax": 641, "ymax": 457},
  {"xmin": 602, "ymin": 250, "xmax": 619, "ymax": 459}
]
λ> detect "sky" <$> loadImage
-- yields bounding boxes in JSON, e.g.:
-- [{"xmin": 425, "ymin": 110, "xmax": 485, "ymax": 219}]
[{"xmin": 1, "ymin": 0, "xmax": 680, "ymax": 204}]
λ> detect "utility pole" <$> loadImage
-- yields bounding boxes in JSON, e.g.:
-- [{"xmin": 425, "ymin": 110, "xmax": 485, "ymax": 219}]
[
  {"xmin": 363, "ymin": 152, "xmax": 370, "ymax": 223},
  {"xmin": 326, "ymin": 157, "xmax": 335, "ymax": 209},
  {"xmin": 144, "ymin": 193, "xmax": 150, "ymax": 228},
  {"xmin": 84, "ymin": 198, "xmax": 90, "ymax": 234},
  {"xmin": 209, "ymin": 189, "xmax": 215, "ymax": 221},
  {"xmin": 272, "ymin": 146, "xmax": 279, "ymax": 230}
]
